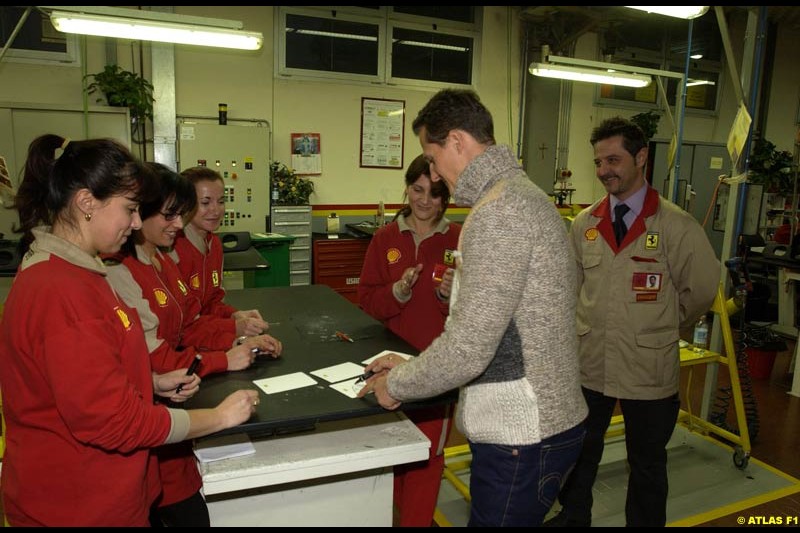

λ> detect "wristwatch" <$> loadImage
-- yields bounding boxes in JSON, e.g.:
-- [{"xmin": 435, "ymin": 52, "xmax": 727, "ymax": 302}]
[{"xmin": 236, "ymin": 335, "xmax": 248, "ymax": 346}]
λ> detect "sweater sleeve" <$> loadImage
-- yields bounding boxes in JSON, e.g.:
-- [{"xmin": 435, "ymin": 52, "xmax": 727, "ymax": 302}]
[{"xmin": 388, "ymin": 189, "xmax": 532, "ymax": 400}]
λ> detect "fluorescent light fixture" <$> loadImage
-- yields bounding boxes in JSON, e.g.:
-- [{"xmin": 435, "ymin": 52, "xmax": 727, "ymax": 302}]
[
  {"xmin": 690, "ymin": 53, "xmax": 704, "ymax": 59},
  {"xmin": 292, "ymin": 29, "xmax": 377, "ymax": 42},
  {"xmin": 686, "ymin": 78, "xmax": 715, "ymax": 87},
  {"xmin": 625, "ymin": 6, "xmax": 710, "ymax": 19},
  {"xmin": 395, "ymin": 40, "xmax": 469, "ymax": 52},
  {"xmin": 529, "ymin": 63, "xmax": 651, "ymax": 87},
  {"xmin": 48, "ymin": 7, "xmax": 263, "ymax": 50}
]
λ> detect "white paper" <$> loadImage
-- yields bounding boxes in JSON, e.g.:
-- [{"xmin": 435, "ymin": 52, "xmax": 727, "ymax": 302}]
[
  {"xmin": 311, "ymin": 361, "xmax": 366, "ymax": 383},
  {"xmin": 330, "ymin": 377, "xmax": 371, "ymax": 399},
  {"xmin": 194, "ymin": 433, "xmax": 255, "ymax": 463},
  {"xmin": 361, "ymin": 350, "xmax": 415, "ymax": 365},
  {"xmin": 253, "ymin": 372, "xmax": 318, "ymax": 395}
]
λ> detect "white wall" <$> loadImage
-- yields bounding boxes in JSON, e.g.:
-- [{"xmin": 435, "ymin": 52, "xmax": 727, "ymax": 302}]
[{"xmin": 0, "ymin": 6, "xmax": 520, "ymax": 208}]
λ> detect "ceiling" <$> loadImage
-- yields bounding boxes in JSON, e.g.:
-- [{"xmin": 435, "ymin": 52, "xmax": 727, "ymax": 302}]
[{"xmin": 519, "ymin": 6, "xmax": 800, "ymax": 58}]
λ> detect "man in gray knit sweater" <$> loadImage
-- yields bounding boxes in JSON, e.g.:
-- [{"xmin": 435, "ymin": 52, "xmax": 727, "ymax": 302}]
[{"xmin": 359, "ymin": 89, "xmax": 588, "ymax": 526}]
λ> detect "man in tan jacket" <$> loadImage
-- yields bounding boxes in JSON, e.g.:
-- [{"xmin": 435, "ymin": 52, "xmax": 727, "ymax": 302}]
[{"xmin": 546, "ymin": 117, "xmax": 719, "ymax": 527}]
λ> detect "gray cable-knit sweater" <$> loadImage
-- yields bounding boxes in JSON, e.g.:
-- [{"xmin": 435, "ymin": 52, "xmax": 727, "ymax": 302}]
[{"xmin": 387, "ymin": 145, "xmax": 587, "ymax": 445}]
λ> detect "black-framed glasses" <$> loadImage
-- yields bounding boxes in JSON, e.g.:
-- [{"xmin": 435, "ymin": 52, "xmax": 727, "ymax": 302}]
[{"xmin": 160, "ymin": 211, "xmax": 180, "ymax": 221}]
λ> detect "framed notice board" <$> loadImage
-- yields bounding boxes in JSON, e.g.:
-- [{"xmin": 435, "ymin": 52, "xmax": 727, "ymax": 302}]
[{"xmin": 360, "ymin": 97, "xmax": 405, "ymax": 169}]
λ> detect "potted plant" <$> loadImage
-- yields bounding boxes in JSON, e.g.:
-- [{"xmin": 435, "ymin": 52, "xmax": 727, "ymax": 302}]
[
  {"xmin": 630, "ymin": 110, "xmax": 661, "ymax": 141},
  {"xmin": 270, "ymin": 160, "xmax": 314, "ymax": 205},
  {"xmin": 84, "ymin": 64, "xmax": 155, "ymax": 148},
  {"xmin": 748, "ymin": 138, "xmax": 795, "ymax": 194}
]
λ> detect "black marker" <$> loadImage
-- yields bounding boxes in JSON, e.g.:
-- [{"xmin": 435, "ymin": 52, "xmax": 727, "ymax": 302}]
[
  {"xmin": 251, "ymin": 347, "xmax": 271, "ymax": 357},
  {"xmin": 355, "ymin": 369, "xmax": 375, "ymax": 384},
  {"xmin": 176, "ymin": 354, "xmax": 202, "ymax": 394}
]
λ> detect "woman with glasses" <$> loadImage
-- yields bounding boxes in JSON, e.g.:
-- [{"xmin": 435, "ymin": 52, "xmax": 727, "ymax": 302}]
[{"xmin": 105, "ymin": 162, "xmax": 282, "ymax": 527}]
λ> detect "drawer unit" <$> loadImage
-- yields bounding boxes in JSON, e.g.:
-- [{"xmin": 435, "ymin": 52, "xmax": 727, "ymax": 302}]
[
  {"xmin": 313, "ymin": 237, "xmax": 370, "ymax": 304},
  {"xmin": 271, "ymin": 206, "xmax": 312, "ymax": 286}
]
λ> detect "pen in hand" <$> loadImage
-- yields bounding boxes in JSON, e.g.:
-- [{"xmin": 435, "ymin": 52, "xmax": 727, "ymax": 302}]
[
  {"xmin": 176, "ymin": 354, "xmax": 202, "ymax": 395},
  {"xmin": 355, "ymin": 369, "xmax": 375, "ymax": 384}
]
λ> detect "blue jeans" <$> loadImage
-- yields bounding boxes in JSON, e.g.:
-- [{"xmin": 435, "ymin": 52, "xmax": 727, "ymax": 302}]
[{"xmin": 467, "ymin": 423, "xmax": 585, "ymax": 527}]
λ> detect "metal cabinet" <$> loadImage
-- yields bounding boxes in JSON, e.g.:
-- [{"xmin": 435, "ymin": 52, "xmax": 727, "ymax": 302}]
[
  {"xmin": 271, "ymin": 206, "xmax": 312, "ymax": 286},
  {"xmin": 312, "ymin": 236, "xmax": 370, "ymax": 304}
]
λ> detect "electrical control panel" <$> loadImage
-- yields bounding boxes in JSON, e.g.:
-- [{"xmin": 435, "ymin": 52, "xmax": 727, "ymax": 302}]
[{"xmin": 177, "ymin": 120, "xmax": 270, "ymax": 233}]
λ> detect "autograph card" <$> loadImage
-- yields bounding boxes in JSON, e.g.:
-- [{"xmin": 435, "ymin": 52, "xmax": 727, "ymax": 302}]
[
  {"xmin": 253, "ymin": 372, "xmax": 317, "ymax": 395},
  {"xmin": 310, "ymin": 361, "xmax": 365, "ymax": 383},
  {"xmin": 330, "ymin": 378, "xmax": 370, "ymax": 399},
  {"xmin": 361, "ymin": 350, "xmax": 415, "ymax": 365}
]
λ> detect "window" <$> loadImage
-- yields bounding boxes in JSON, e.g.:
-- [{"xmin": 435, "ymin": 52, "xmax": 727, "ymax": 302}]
[
  {"xmin": 0, "ymin": 7, "xmax": 78, "ymax": 65},
  {"xmin": 595, "ymin": 12, "xmax": 722, "ymax": 114},
  {"xmin": 277, "ymin": 6, "xmax": 480, "ymax": 87}
]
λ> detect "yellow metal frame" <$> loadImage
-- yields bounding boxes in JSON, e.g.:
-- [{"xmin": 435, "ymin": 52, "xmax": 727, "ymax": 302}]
[
  {"xmin": 609, "ymin": 284, "xmax": 751, "ymax": 463},
  {"xmin": 436, "ymin": 285, "xmax": 752, "ymax": 525}
]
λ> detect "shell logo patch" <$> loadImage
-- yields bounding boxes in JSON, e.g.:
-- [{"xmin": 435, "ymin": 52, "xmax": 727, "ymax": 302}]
[
  {"xmin": 386, "ymin": 247, "xmax": 402, "ymax": 265},
  {"xmin": 177, "ymin": 279, "xmax": 188, "ymax": 296},
  {"xmin": 645, "ymin": 232, "xmax": 659, "ymax": 250},
  {"xmin": 114, "ymin": 306, "xmax": 132, "ymax": 330},
  {"xmin": 585, "ymin": 228, "xmax": 599, "ymax": 241},
  {"xmin": 190, "ymin": 274, "xmax": 200, "ymax": 289},
  {"xmin": 211, "ymin": 270, "xmax": 220, "ymax": 287},
  {"xmin": 154, "ymin": 288, "xmax": 169, "ymax": 307}
]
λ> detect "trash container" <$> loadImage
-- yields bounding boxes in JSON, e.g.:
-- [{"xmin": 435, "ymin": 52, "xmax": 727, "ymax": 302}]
[{"xmin": 745, "ymin": 348, "xmax": 777, "ymax": 379}]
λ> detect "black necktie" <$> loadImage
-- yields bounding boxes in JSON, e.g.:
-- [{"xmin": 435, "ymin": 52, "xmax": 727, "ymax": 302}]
[{"xmin": 613, "ymin": 203, "xmax": 630, "ymax": 246}]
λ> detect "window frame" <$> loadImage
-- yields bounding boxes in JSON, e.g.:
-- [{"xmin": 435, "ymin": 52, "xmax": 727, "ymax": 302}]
[
  {"xmin": 0, "ymin": 7, "xmax": 79, "ymax": 66},
  {"xmin": 276, "ymin": 6, "xmax": 481, "ymax": 89},
  {"xmin": 594, "ymin": 47, "xmax": 723, "ymax": 116}
]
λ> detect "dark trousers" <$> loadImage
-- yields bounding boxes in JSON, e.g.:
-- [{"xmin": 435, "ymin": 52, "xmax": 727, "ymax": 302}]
[
  {"xmin": 558, "ymin": 387, "xmax": 680, "ymax": 526},
  {"xmin": 468, "ymin": 422, "xmax": 585, "ymax": 527},
  {"xmin": 149, "ymin": 491, "xmax": 210, "ymax": 527}
]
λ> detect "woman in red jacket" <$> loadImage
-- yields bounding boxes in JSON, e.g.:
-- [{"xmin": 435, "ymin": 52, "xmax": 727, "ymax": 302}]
[
  {"xmin": 172, "ymin": 166, "xmax": 267, "ymax": 336},
  {"xmin": 0, "ymin": 135, "xmax": 258, "ymax": 527},
  {"xmin": 358, "ymin": 154, "xmax": 461, "ymax": 526},
  {"xmin": 105, "ymin": 163, "xmax": 282, "ymax": 527}
]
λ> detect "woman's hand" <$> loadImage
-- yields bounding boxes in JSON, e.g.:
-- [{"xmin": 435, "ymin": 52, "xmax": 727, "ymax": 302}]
[
  {"xmin": 153, "ymin": 369, "xmax": 201, "ymax": 402},
  {"xmin": 395, "ymin": 263, "xmax": 424, "ymax": 297},
  {"xmin": 233, "ymin": 309, "xmax": 269, "ymax": 336}
]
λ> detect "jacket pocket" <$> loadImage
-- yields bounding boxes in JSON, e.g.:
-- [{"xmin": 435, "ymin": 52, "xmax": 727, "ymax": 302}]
[{"xmin": 636, "ymin": 328, "xmax": 679, "ymax": 348}]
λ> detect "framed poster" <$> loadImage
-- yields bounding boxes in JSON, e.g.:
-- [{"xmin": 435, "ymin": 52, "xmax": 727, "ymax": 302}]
[
  {"xmin": 360, "ymin": 97, "xmax": 405, "ymax": 169},
  {"xmin": 291, "ymin": 132, "xmax": 322, "ymax": 175}
]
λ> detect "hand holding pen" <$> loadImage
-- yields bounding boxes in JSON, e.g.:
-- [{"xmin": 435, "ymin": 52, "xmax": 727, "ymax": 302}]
[{"xmin": 176, "ymin": 354, "xmax": 203, "ymax": 395}]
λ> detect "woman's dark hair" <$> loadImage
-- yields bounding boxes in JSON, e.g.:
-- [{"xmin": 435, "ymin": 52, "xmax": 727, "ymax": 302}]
[
  {"xmin": 120, "ymin": 162, "xmax": 197, "ymax": 255},
  {"xmin": 394, "ymin": 154, "xmax": 450, "ymax": 222},
  {"xmin": 14, "ymin": 134, "xmax": 146, "ymax": 251},
  {"xmin": 180, "ymin": 166, "xmax": 224, "ymax": 186}
]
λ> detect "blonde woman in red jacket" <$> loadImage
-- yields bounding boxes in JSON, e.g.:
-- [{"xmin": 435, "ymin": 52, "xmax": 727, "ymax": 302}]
[
  {"xmin": 0, "ymin": 135, "xmax": 258, "ymax": 527},
  {"xmin": 172, "ymin": 166, "xmax": 267, "ymax": 337}
]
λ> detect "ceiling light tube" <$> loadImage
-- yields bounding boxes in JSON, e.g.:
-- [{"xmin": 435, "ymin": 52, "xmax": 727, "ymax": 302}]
[
  {"xmin": 686, "ymin": 79, "xmax": 715, "ymax": 87},
  {"xmin": 49, "ymin": 9, "xmax": 263, "ymax": 50},
  {"xmin": 293, "ymin": 29, "xmax": 377, "ymax": 42},
  {"xmin": 529, "ymin": 62, "xmax": 652, "ymax": 88},
  {"xmin": 396, "ymin": 40, "xmax": 469, "ymax": 52},
  {"xmin": 624, "ymin": 6, "xmax": 710, "ymax": 19}
]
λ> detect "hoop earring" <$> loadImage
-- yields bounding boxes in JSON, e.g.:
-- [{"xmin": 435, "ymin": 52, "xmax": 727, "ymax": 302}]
[{"xmin": 84, "ymin": 213, "xmax": 92, "ymax": 222}]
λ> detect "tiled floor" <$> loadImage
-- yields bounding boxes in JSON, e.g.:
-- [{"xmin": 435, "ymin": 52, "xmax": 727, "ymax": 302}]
[{"xmin": 435, "ymin": 424, "xmax": 800, "ymax": 527}]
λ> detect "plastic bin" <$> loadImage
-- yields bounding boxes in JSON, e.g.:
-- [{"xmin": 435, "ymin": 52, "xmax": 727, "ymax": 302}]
[{"xmin": 745, "ymin": 348, "xmax": 777, "ymax": 379}]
